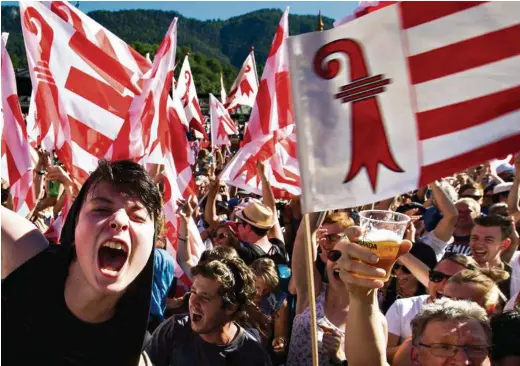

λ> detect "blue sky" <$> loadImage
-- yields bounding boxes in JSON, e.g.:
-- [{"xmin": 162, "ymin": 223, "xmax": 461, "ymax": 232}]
[{"xmin": 2, "ymin": 1, "xmax": 358, "ymax": 22}]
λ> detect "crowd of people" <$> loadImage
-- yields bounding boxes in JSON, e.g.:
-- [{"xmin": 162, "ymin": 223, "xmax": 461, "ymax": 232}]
[{"xmin": 2, "ymin": 139, "xmax": 519, "ymax": 366}]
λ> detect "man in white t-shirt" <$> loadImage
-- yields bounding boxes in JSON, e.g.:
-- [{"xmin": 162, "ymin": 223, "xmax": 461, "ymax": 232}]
[{"xmin": 385, "ymin": 255, "xmax": 473, "ymax": 362}]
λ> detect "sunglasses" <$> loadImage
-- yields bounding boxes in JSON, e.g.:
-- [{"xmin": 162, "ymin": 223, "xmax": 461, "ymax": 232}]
[
  {"xmin": 212, "ymin": 233, "xmax": 228, "ymax": 240},
  {"xmin": 393, "ymin": 263, "xmax": 411, "ymax": 274},
  {"xmin": 429, "ymin": 270, "xmax": 452, "ymax": 283},
  {"xmin": 460, "ymin": 194, "xmax": 482, "ymax": 200}
]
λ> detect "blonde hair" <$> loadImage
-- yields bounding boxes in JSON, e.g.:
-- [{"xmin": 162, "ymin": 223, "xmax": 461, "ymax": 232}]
[
  {"xmin": 448, "ymin": 268, "xmax": 509, "ymax": 310},
  {"xmin": 251, "ymin": 258, "xmax": 279, "ymax": 292},
  {"xmin": 322, "ymin": 212, "xmax": 355, "ymax": 230}
]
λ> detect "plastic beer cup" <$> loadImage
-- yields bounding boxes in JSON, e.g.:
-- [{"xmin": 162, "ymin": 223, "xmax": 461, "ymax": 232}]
[{"xmin": 356, "ymin": 210, "xmax": 411, "ymax": 281}]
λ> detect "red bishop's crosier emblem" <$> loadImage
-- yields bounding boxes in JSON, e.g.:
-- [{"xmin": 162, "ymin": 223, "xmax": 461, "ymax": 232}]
[{"xmin": 313, "ymin": 39, "xmax": 404, "ymax": 192}]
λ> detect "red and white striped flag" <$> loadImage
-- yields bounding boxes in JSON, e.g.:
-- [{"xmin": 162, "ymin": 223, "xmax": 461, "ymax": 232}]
[
  {"xmin": 174, "ymin": 55, "xmax": 208, "ymax": 139},
  {"xmin": 20, "ymin": 0, "xmax": 148, "ymax": 183},
  {"xmin": 44, "ymin": 193, "xmax": 72, "ymax": 243},
  {"xmin": 112, "ymin": 18, "xmax": 179, "ymax": 162},
  {"xmin": 224, "ymin": 50, "xmax": 259, "ymax": 110},
  {"xmin": 221, "ymin": 8, "xmax": 301, "ymax": 198},
  {"xmin": 289, "ymin": 1, "xmax": 520, "ymax": 213},
  {"xmin": 209, "ymin": 94, "xmax": 238, "ymax": 147},
  {"xmin": 1, "ymin": 36, "xmax": 35, "ymax": 214},
  {"xmin": 162, "ymin": 149, "xmax": 205, "ymax": 290}
]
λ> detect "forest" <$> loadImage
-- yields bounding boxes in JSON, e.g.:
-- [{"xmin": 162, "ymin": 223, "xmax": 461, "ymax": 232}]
[{"xmin": 1, "ymin": 5, "xmax": 333, "ymax": 94}]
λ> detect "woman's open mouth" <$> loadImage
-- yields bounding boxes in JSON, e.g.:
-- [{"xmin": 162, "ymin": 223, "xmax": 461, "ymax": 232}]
[{"xmin": 98, "ymin": 240, "xmax": 129, "ymax": 277}]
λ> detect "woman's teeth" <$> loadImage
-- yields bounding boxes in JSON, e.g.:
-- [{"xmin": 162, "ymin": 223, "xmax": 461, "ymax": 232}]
[{"xmin": 102, "ymin": 241, "xmax": 128, "ymax": 253}]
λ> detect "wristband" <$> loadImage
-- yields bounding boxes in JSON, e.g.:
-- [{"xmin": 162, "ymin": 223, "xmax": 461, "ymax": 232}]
[
  {"xmin": 36, "ymin": 170, "xmax": 45, "ymax": 175},
  {"xmin": 178, "ymin": 236, "xmax": 188, "ymax": 241}
]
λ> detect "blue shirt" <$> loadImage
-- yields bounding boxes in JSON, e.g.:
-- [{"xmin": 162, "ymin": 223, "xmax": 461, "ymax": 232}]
[{"xmin": 151, "ymin": 248, "xmax": 175, "ymax": 320}]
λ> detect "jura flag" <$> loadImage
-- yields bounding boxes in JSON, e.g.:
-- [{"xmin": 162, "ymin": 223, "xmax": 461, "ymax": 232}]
[
  {"xmin": 225, "ymin": 50, "xmax": 258, "ymax": 110},
  {"xmin": 1, "ymin": 35, "xmax": 35, "ymax": 214},
  {"xmin": 209, "ymin": 94, "xmax": 237, "ymax": 147},
  {"xmin": 289, "ymin": 1, "xmax": 520, "ymax": 213},
  {"xmin": 174, "ymin": 55, "xmax": 208, "ymax": 139}
]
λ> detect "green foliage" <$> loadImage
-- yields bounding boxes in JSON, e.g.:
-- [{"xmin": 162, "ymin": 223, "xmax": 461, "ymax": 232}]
[{"xmin": 1, "ymin": 5, "xmax": 334, "ymax": 94}]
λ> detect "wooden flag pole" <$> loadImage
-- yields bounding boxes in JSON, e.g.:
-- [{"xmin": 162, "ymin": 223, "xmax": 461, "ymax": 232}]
[{"xmin": 303, "ymin": 213, "xmax": 319, "ymax": 366}]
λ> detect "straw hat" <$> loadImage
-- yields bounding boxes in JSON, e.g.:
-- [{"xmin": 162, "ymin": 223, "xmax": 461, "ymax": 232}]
[{"xmin": 235, "ymin": 200, "xmax": 275, "ymax": 230}]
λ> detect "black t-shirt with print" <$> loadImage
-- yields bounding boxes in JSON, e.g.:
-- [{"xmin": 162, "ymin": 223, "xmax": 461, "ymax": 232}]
[
  {"xmin": 444, "ymin": 235, "xmax": 472, "ymax": 257},
  {"xmin": 146, "ymin": 314, "xmax": 272, "ymax": 366}
]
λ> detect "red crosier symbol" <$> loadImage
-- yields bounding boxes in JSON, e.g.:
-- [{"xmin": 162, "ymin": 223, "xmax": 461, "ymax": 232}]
[{"xmin": 313, "ymin": 39, "xmax": 404, "ymax": 192}]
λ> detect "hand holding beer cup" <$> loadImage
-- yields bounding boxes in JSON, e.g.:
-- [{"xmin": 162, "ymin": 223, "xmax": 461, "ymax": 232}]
[{"xmin": 328, "ymin": 212, "xmax": 412, "ymax": 289}]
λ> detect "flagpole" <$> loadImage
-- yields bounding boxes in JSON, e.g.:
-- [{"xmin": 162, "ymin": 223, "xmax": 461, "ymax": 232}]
[
  {"xmin": 303, "ymin": 213, "xmax": 320, "ymax": 366},
  {"xmin": 250, "ymin": 46, "xmax": 260, "ymax": 88}
]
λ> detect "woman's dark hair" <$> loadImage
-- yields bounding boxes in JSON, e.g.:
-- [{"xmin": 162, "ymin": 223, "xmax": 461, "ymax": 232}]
[
  {"xmin": 60, "ymin": 159, "xmax": 162, "ymax": 247},
  {"xmin": 58, "ymin": 160, "xmax": 161, "ymax": 365}
]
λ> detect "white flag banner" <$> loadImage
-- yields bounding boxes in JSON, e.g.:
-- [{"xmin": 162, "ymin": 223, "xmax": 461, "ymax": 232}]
[
  {"xmin": 225, "ymin": 51, "xmax": 258, "ymax": 110},
  {"xmin": 289, "ymin": 1, "xmax": 520, "ymax": 213},
  {"xmin": 209, "ymin": 93, "xmax": 237, "ymax": 147}
]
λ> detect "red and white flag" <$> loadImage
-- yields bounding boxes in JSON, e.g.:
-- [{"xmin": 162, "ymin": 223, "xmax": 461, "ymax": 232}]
[
  {"xmin": 242, "ymin": 9, "xmax": 293, "ymax": 145},
  {"xmin": 174, "ymin": 55, "xmax": 208, "ymax": 139},
  {"xmin": 221, "ymin": 8, "xmax": 300, "ymax": 198},
  {"xmin": 20, "ymin": 0, "xmax": 148, "ymax": 183},
  {"xmin": 220, "ymin": 124, "xmax": 300, "ymax": 198},
  {"xmin": 162, "ymin": 150, "xmax": 205, "ymax": 289},
  {"xmin": 288, "ymin": 1, "xmax": 520, "ymax": 213},
  {"xmin": 1, "ymin": 36, "xmax": 35, "ymax": 214},
  {"xmin": 209, "ymin": 94, "xmax": 238, "ymax": 147},
  {"xmin": 225, "ymin": 50, "xmax": 259, "ymax": 110},
  {"xmin": 112, "ymin": 18, "xmax": 179, "ymax": 162},
  {"xmin": 44, "ymin": 194, "xmax": 72, "ymax": 243}
]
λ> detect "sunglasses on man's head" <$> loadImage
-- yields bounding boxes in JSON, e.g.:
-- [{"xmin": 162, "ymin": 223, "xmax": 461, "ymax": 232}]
[
  {"xmin": 429, "ymin": 270, "xmax": 452, "ymax": 283},
  {"xmin": 393, "ymin": 263, "xmax": 411, "ymax": 274}
]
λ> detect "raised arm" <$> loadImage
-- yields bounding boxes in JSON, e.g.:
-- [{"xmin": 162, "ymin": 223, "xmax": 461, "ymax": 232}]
[
  {"xmin": 430, "ymin": 180, "xmax": 458, "ymax": 242},
  {"xmin": 256, "ymin": 160, "xmax": 284, "ymax": 243},
  {"xmin": 176, "ymin": 197, "xmax": 198, "ymax": 282},
  {"xmin": 2, "ymin": 205, "xmax": 49, "ymax": 279},
  {"xmin": 204, "ymin": 179, "xmax": 221, "ymax": 230},
  {"xmin": 508, "ymin": 154, "xmax": 520, "ymax": 221},
  {"xmin": 291, "ymin": 210, "xmax": 322, "ymax": 314},
  {"xmin": 334, "ymin": 229, "xmax": 412, "ymax": 366}
]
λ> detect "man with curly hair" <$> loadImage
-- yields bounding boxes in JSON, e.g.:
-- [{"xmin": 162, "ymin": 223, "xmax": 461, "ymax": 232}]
[{"xmin": 145, "ymin": 257, "xmax": 272, "ymax": 365}]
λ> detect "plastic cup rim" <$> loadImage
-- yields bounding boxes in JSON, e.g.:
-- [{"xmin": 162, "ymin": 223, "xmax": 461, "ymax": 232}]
[{"xmin": 359, "ymin": 209, "xmax": 411, "ymax": 225}]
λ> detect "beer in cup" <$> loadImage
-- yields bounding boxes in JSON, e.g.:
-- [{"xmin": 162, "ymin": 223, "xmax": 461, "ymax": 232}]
[{"xmin": 355, "ymin": 210, "xmax": 410, "ymax": 281}]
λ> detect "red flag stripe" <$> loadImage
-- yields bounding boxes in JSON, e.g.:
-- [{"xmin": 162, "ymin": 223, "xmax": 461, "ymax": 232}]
[
  {"xmin": 419, "ymin": 133, "xmax": 520, "ymax": 186},
  {"xmin": 417, "ymin": 85, "xmax": 520, "ymax": 140},
  {"xmin": 69, "ymin": 32, "xmax": 141, "ymax": 95},
  {"xmin": 65, "ymin": 67, "xmax": 133, "ymax": 119},
  {"xmin": 400, "ymin": 1, "xmax": 486, "ymax": 30},
  {"xmin": 68, "ymin": 115, "xmax": 113, "ymax": 159},
  {"xmin": 409, "ymin": 24, "xmax": 520, "ymax": 85},
  {"xmin": 275, "ymin": 71, "xmax": 293, "ymax": 129}
]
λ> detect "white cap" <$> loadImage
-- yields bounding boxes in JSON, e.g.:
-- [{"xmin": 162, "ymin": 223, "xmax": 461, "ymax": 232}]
[{"xmin": 493, "ymin": 182, "xmax": 513, "ymax": 195}]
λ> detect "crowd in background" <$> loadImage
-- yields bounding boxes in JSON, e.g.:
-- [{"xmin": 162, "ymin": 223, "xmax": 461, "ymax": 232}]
[{"xmin": 2, "ymin": 137, "xmax": 519, "ymax": 366}]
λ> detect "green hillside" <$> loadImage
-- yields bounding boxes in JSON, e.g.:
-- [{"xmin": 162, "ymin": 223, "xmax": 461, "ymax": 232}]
[{"xmin": 1, "ymin": 5, "xmax": 334, "ymax": 94}]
